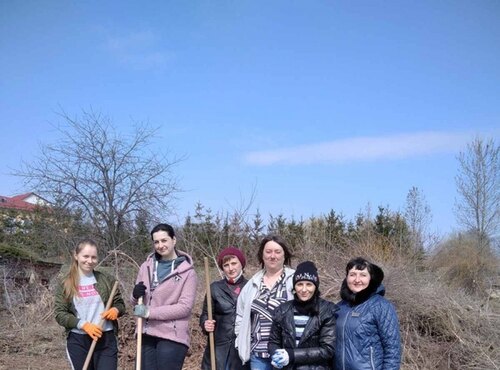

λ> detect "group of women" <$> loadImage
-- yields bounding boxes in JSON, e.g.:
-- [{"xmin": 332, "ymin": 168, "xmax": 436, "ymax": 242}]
[{"xmin": 54, "ymin": 224, "xmax": 401, "ymax": 370}]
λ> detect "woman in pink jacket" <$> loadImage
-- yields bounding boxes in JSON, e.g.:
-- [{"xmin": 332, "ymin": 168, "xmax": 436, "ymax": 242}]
[{"xmin": 131, "ymin": 223, "xmax": 198, "ymax": 370}]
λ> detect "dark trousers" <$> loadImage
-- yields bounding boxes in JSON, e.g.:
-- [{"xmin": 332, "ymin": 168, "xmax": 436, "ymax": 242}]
[
  {"xmin": 66, "ymin": 331, "xmax": 118, "ymax": 370},
  {"xmin": 141, "ymin": 334, "xmax": 188, "ymax": 370}
]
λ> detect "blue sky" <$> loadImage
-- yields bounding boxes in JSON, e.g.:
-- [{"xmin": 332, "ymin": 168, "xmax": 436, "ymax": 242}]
[{"xmin": 1, "ymin": 1, "xmax": 499, "ymax": 235}]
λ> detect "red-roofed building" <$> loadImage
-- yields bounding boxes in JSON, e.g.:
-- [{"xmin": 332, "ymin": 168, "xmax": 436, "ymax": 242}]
[
  {"xmin": 0, "ymin": 193, "xmax": 50, "ymax": 211},
  {"xmin": 0, "ymin": 193, "xmax": 51, "ymax": 234}
]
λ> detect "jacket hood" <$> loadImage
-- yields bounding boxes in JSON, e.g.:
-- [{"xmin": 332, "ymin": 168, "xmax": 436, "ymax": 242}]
[{"xmin": 145, "ymin": 249, "xmax": 194, "ymax": 275}]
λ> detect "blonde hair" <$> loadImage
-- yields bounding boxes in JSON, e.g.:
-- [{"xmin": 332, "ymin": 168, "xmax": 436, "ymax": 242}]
[{"xmin": 63, "ymin": 239, "xmax": 98, "ymax": 301}]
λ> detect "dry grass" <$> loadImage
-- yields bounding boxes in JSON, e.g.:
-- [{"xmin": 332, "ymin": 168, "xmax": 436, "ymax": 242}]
[
  {"xmin": 0, "ymin": 286, "xmax": 67, "ymax": 370},
  {"xmin": 388, "ymin": 266, "xmax": 500, "ymax": 370}
]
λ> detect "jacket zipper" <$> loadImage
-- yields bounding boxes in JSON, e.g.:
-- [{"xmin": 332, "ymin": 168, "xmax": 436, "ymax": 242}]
[
  {"xmin": 143, "ymin": 265, "xmax": 188, "ymax": 334},
  {"xmin": 342, "ymin": 307, "xmax": 351, "ymax": 370},
  {"xmin": 370, "ymin": 346, "xmax": 375, "ymax": 370}
]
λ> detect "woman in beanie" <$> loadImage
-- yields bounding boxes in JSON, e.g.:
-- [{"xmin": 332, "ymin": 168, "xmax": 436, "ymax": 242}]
[
  {"xmin": 200, "ymin": 246, "xmax": 249, "ymax": 370},
  {"xmin": 235, "ymin": 235, "xmax": 295, "ymax": 370},
  {"xmin": 267, "ymin": 261, "xmax": 338, "ymax": 370},
  {"xmin": 335, "ymin": 257, "xmax": 401, "ymax": 370}
]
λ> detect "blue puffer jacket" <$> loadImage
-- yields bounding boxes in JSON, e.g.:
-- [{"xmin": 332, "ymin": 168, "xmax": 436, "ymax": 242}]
[{"xmin": 335, "ymin": 283, "xmax": 401, "ymax": 370}]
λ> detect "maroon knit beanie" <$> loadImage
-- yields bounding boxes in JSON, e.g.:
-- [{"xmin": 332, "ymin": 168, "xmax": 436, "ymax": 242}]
[{"xmin": 217, "ymin": 246, "xmax": 246, "ymax": 269}]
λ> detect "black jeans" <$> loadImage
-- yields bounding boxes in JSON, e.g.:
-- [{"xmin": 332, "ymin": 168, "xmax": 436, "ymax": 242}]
[
  {"xmin": 66, "ymin": 331, "xmax": 117, "ymax": 370},
  {"xmin": 141, "ymin": 334, "xmax": 188, "ymax": 370}
]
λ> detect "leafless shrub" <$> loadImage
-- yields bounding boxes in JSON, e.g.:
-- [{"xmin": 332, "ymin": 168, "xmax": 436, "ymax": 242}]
[
  {"xmin": 390, "ymin": 265, "xmax": 500, "ymax": 370},
  {"xmin": 0, "ymin": 278, "xmax": 67, "ymax": 368},
  {"xmin": 430, "ymin": 233, "xmax": 500, "ymax": 295}
]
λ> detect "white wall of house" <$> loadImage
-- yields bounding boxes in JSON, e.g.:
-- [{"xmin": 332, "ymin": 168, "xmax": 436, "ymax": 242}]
[{"xmin": 23, "ymin": 194, "xmax": 49, "ymax": 206}]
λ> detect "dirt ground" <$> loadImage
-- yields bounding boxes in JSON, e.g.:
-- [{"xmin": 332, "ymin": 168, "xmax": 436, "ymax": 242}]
[{"xmin": 0, "ymin": 311, "xmax": 68, "ymax": 370}]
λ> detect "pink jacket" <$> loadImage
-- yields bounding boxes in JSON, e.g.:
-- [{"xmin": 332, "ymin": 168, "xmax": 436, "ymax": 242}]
[{"xmin": 132, "ymin": 250, "xmax": 198, "ymax": 347}]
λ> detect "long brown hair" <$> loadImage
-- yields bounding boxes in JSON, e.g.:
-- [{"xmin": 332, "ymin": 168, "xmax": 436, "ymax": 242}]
[{"xmin": 63, "ymin": 239, "xmax": 98, "ymax": 301}]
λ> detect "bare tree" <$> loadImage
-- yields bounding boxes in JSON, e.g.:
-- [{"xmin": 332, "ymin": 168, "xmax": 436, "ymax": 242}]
[
  {"xmin": 404, "ymin": 186, "xmax": 432, "ymax": 254},
  {"xmin": 16, "ymin": 110, "xmax": 182, "ymax": 253},
  {"xmin": 454, "ymin": 137, "xmax": 499, "ymax": 250}
]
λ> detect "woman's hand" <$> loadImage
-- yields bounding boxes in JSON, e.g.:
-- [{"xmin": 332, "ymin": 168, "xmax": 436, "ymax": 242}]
[
  {"xmin": 101, "ymin": 307, "xmax": 119, "ymax": 321},
  {"xmin": 133, "ymin": 304, "xmax": 150, "ymax": 318},
  {"xmin": 133, "ymin": 282, "xmax": 147, "ymax": 299},
  {"xmin": 82, "ymin": 322, "xmax": 102, "ymax": 341},
  {"xmin": 204, "ymin": 319, "xmax": 216, "ymax": 332},
  {"xmin": 271, "ymin": 349, "xmax": 289, "ymax": 368}
]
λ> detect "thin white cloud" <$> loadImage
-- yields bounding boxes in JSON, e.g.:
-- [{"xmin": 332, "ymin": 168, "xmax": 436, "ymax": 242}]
[
  {"xmin": 244, "ymin": 131, "xmax": 473, "ymax": 166},
  {"xmin": 104, "ymin": 30, "xmax": 171, "ymax": 70},
  {"xmin": 117, "ymin": 51, "xmax": 169, "ymax": 70},
  {"xmin": 106, "ymin": 30, "xmax": 157, "ymax": 52}
]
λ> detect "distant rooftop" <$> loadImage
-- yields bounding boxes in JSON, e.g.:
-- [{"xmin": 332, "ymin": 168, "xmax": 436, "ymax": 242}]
[{"xmin": 0, "ymin": 193, "xmax": 50, "ymax": 211}]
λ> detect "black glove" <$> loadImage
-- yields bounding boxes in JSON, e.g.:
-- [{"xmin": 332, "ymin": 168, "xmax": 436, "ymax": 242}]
[{"xmin": 133, "ymin": 282, "xmax": 147, "ymax": 299}]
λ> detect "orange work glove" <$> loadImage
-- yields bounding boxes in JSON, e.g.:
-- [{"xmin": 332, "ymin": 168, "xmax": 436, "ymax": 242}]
[
  {"xmin": 82, "ymin": 322, "xmax": 103, "ymax": 341},
  {"xmin": 101, "ymin": 307, "xmax": 119, "ymax": 321}
]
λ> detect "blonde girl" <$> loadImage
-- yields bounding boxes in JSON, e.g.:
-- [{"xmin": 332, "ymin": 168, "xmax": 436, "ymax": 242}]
[{"xmin": 54, "ymin": 239, "xmax": 125, "ymax": 370}]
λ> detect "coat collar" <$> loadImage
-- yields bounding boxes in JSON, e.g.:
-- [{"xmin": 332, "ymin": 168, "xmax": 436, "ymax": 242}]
[{"xmin": 250, "ymin": 266, "xmax": 295, "ymax": 286}]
